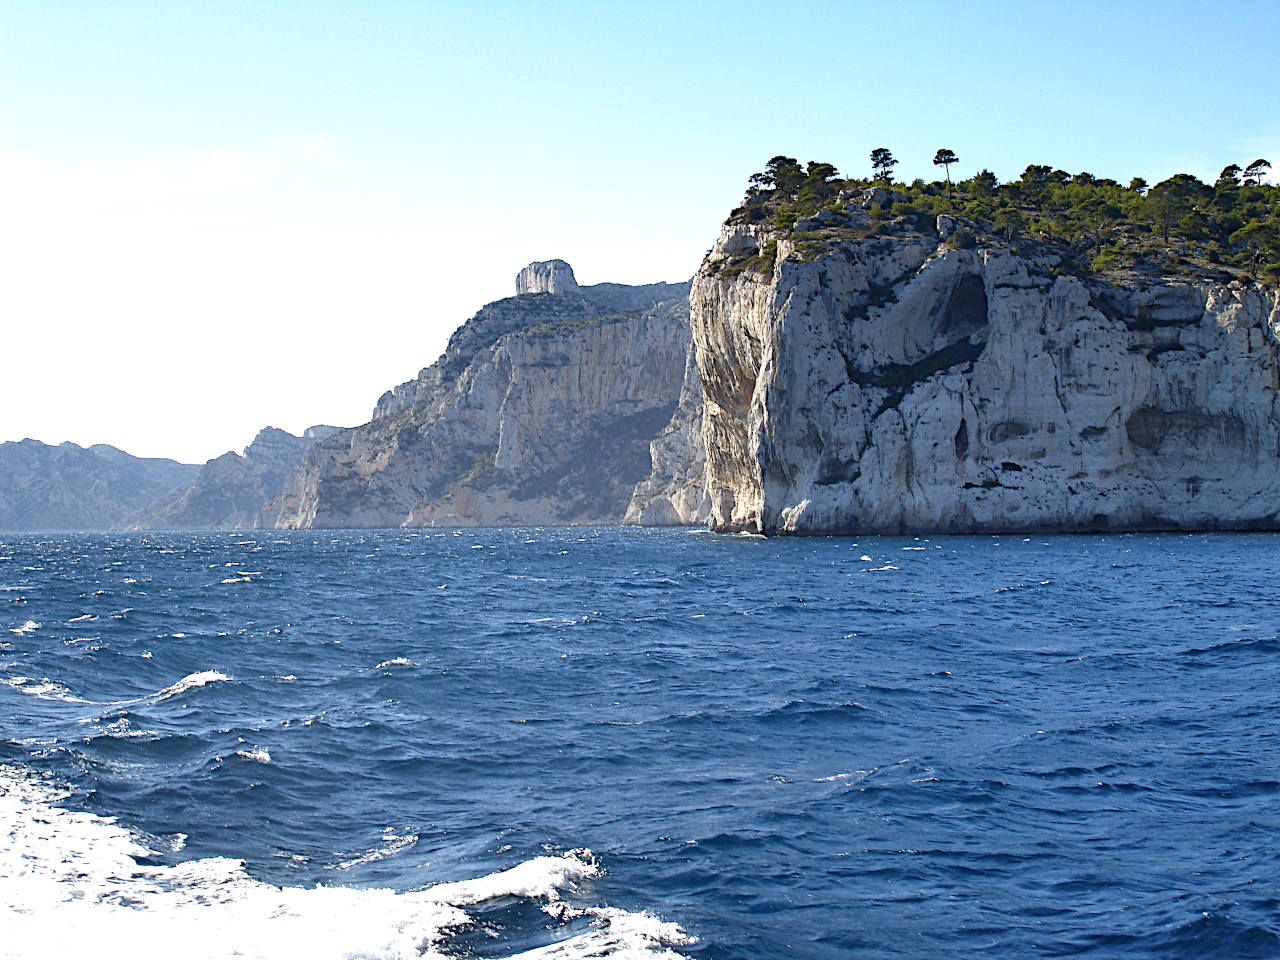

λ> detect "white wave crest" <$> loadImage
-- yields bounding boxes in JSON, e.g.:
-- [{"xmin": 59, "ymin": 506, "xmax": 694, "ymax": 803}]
[
  {"xmin": 10, "ymin": 620, "xmax": 41, "ymax": 635},
  {"xmin": 103, "ymin": 718, "xmax": 159, "ymax": 739},
  {"xmin": 0, "ymin": 765, "xmax": 694, "ymax": 960},
  {"xmin": 515, "ymin": 905, "xmax": 697, "ymax": 959},
  {"xmin": 150, "ymin": 670, "xmax": 232, "ymax": 703},
  {"xmin": 429, "ymin": 851, "xmax": 600, "ymax": 905},
  {"xmin": 374, "ymin": 657, "xmax": 415, "ymax": 669}
]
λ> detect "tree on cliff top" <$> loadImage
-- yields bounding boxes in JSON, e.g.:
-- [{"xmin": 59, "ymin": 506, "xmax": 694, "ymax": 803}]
[
  {"xmin": 1243, "ymin": 159, "xmax": 1272, "ymax": 186},
  {"xmin": 1144, "ymin": 174, "xmax": 1207, "ymax": 241},
  {"xmin": 798, "ymin": 161, "xmax": 841, "ymax": 205},
  {"xmin": 992, "ymin": 206, "xmax": 1024, "ymax": 240},
  {"xmin": 1217, "ymin": 164, "xmax": 1243, "ymax": 188},
  {"xmin": 933, "ymin": 148, "xmax": 958, "ymax": 203},
  {"xmin": 968, "ymin": 169, "xmax": 998, "ymax": 197},
  {"xmin": 748, "ymin": 156, "xmax": 805, "ymax": 196},
  {"xmin": 870, "ymin": 148, "xmax": 897, "ymax": 184},
  {"xmin": 726, "ymin": 149, "xmax": 1279, "ymax": 284},
  {"xmin": 1231, "ymin": 220, "xmax": 1280, "ymax": 278},
  {"xmin": 747, "ymin": 157, "xmax": 840, "ymax": 204}
]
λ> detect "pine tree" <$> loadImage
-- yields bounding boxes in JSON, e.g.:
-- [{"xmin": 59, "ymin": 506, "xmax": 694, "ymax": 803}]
[
  {"xmin": 933, "ymin": 148, "xmax": 959, "ymax": 203},
  {"xmin": 870, "ymin": 148, "xmax": 897, "ymax": 184}
]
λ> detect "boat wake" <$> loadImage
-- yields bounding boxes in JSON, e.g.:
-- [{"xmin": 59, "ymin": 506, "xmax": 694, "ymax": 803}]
[{"xmin": 0, "ymin": 765, "xmax": 693, "ymax": 960}]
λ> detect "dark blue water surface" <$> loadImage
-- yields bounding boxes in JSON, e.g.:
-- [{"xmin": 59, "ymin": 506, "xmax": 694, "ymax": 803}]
[{"xmin": 3, "ymin": 528, "xmax": 1280, "ymax": 958}]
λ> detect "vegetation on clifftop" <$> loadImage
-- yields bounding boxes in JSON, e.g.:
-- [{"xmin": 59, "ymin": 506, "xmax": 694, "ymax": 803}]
[{"xmin": 721, "ymin": 153, "xmax": 1280, "ymax": 283}]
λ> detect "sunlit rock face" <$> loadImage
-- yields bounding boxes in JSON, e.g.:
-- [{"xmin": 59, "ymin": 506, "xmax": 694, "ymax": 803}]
[
  {"xmin": 515, "ymin": 259, "xmax": 580, "ymax": 296},
  {"xmin": 261, "ymin": 263, "xmax": 693, "ymax": 529},
  {"xmin": 622, "ymin": 345, "xmax": 711, "ymax": 527},
  {"xmin": 687, "ymin": 218, "xmax": 1280, "ymax": 534},
  {"xmin": 138, "ymin": 426, "xmax": 339, "ymax": 530}
]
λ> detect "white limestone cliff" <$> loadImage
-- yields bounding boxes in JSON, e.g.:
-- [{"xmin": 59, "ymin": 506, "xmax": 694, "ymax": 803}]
[
  {"xmin": 139, "ymin": 426, "xmax": 339, "ymax": 530},
  {"xmin": 686, "ymin": 216, "xmax": 1280, "ymax": 534},
  {"xmin": 622, "ymin": 346, "xmax": 711, "ymax": 526},
  {"xmin": 262, "ymin": 265, "xmax": 691, "ymax": 528},
  {"xmin": 515, "ymin": 259, "xmax": 581, "ymax": 296}
]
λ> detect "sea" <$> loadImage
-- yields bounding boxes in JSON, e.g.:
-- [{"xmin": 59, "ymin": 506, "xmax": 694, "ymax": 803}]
[{"xmin": 3, "ymin": 527, "xmax": 1280, "ymax": 959}]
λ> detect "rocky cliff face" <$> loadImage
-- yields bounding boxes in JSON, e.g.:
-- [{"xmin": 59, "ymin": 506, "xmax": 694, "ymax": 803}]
[
  {"xmin": 513, "ymin": 259, "xmax": 689, "ymax": 309},
  {"xmin": 138, "ymin": 425, "xmax": 339, "ymax": 529},
  {"xmin": 0, "ymin": 440, "xmax": 199, "ymax": 531},
  {"xmin": 261, "ymin": 262, "xmax": 692, "ymax": 528},
  {"xmin": 687, "ymin": 211, "xmax": 1280, "ymax": 534},
  {"xmin": 621, "ymin": 346, "xmax": 711, "ymax": 526},
  {"xmin": 515, "ymin": 259, "xmax": 580, "ymax": 296}
]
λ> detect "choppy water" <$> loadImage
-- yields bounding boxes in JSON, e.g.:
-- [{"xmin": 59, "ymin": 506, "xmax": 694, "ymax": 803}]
[{"xmin": 3, "ymin": 528, "xmax": 1280, "ymax": 959}]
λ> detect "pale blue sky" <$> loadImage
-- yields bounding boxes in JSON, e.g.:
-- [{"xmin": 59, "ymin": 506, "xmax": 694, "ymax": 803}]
[{"xmin": 3, "ymin": 1, "xmax": 1277, "ymax": 460}]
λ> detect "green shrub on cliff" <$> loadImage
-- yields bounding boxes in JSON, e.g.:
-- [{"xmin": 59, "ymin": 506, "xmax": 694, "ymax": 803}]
[{"xmin": 726, "ymin": 151, "xmax": 1280, "ymax": 282}]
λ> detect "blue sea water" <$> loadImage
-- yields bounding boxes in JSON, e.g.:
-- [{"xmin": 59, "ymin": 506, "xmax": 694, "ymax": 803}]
[{"xmin": 3, "ymin": 528, "xmax": 1280, "ymax": 959}]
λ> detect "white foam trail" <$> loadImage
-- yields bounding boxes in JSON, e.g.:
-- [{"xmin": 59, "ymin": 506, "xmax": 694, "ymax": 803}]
[
  {"xmin": 1, "ymin": 670, "xmax": 228, "ymax": 711},
  {"xmin": 374, "ymin": 657, "xmax": 415, "ymax": 669},
  {"xmin": 1, "ymin": 676, "xmax": 90, "ymax": 704},
  {"xmin": 329, "ymin": 833, "xmax": 418, "ymax": 870},
  {"xmin": 9, "ymin": 620, "xmax": 40, "ymax": 635},
  {"xmin": 0, "ymin": 766, "xmax": 694, "ymax": 960}
]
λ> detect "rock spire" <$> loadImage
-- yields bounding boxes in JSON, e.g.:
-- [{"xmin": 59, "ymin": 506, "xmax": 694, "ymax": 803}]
[{"xmin": 515, "ymin": 259, "xmax": 580, "ymax": 296}]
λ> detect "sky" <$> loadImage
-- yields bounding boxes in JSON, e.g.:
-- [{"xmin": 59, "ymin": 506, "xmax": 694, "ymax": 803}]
[{"xmin": 2, "ymin": 0, "xmax": 1278, "ymax": 463}]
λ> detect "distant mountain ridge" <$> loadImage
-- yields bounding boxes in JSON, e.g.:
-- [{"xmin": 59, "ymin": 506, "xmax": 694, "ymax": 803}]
[
  {"xmin": 0, "ymin": 440, "xmax": 198, "ymax": 531},
  {"xmin": 0, "ymin": 426, "xmax": 339, "ymax": 532}
]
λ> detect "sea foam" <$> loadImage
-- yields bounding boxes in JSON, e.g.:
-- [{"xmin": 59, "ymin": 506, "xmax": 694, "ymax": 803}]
[
  {"xmin": 0, "ymin": 765, "xmax": 693, "ymax": 960},
  {"xmin": 1, "ymin": 675, "xmax": 89, "ymax": 703}
]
